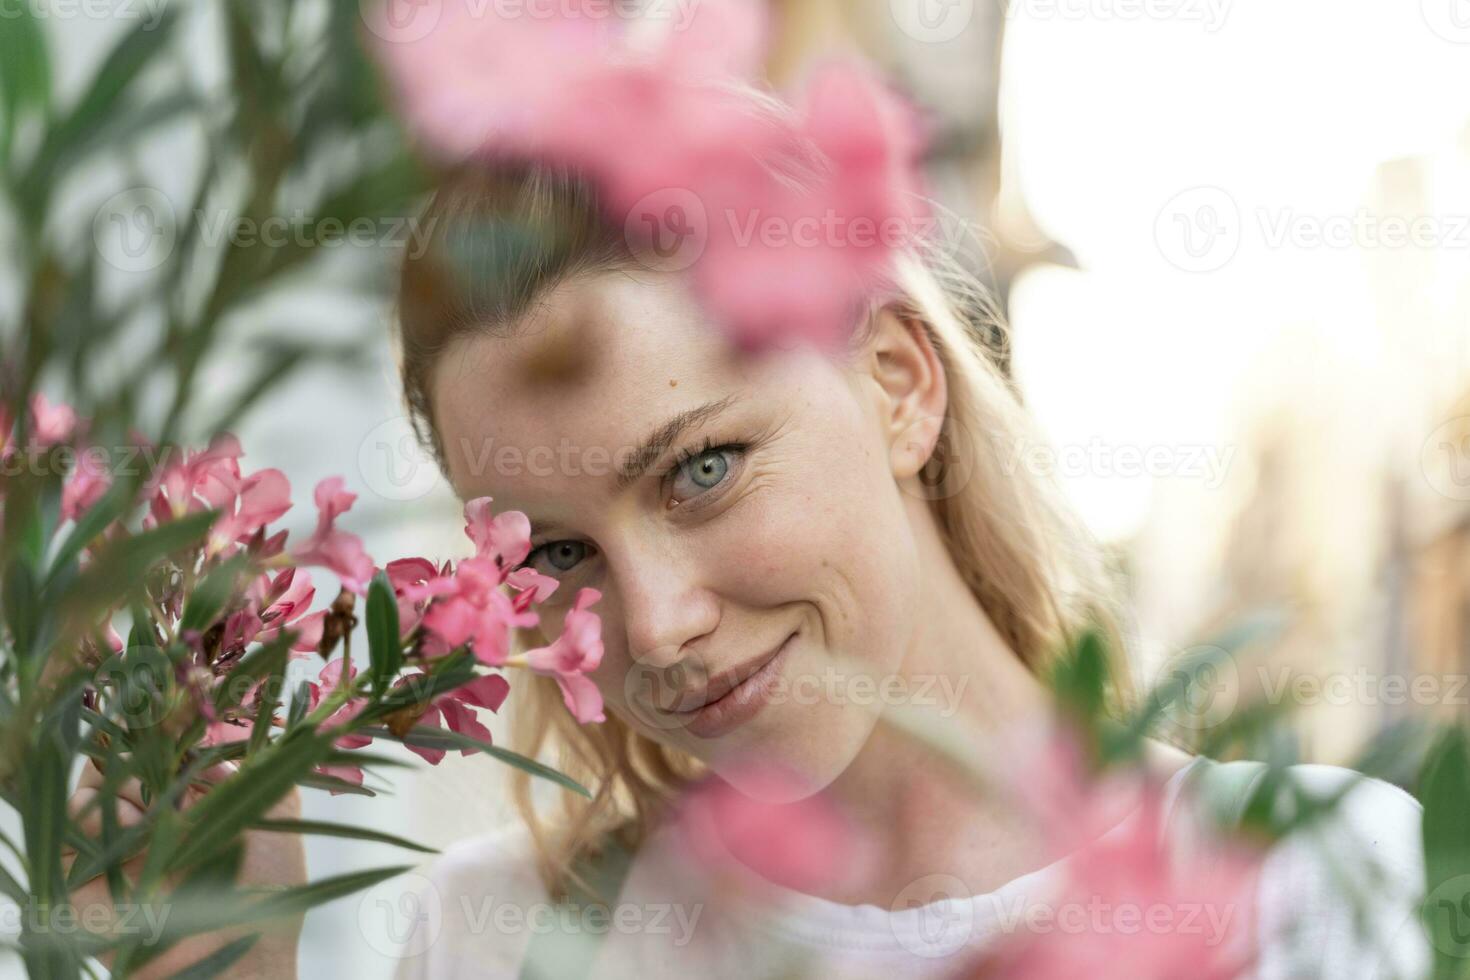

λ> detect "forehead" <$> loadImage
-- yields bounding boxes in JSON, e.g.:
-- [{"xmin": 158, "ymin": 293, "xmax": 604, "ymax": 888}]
[{"xmin": 430, "ymin": 270, "xmax": 815, "ymax": 508}]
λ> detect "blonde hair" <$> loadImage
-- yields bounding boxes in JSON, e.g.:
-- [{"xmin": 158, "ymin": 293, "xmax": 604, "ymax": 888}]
[{"xmin": 394, "ymin": 95, "xmax": 1127, "ymax": 898}]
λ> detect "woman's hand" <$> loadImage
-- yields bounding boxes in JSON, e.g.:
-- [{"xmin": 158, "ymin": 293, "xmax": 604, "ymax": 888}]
[{"xmin": 62, "ymin": 758, "xmax": 307, "ymax": 979}]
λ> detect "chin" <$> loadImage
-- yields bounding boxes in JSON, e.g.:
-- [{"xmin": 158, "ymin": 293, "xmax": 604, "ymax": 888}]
[{"xmin": 703, "ymin": 718, "xmax": 869, "ymax": 803}]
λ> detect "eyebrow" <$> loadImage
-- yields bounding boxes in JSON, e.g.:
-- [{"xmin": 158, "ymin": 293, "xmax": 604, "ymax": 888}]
[
  {"xmin": 525, "ymin": 395, "xmax": 740, "ymax": 540},
  {"xmin": 523, "ymin": 393, "xmax": 740, "ymax": 540},
  {"xmin": 615, "ymin": 395, "xmax": 739, "ymax": 492}
]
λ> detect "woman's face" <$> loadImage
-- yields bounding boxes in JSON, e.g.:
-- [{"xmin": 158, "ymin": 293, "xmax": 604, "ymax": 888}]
[{"xmin": 430, "ymin": 269, "xmax": 942, "ymax": 799}]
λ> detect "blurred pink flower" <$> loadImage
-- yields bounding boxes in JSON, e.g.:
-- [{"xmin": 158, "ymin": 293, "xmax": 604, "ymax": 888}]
[
  {"xmin": 61, "ymin": 448, "xmax": 112, "ymax": 522},
  {"xmin": 146, "ymin": 433, "xmax": 245, "ymax": 525},
  {"xmin": 673, "ymin": 763, "xmax": 854, "ymax": 894},
  {"xmin": 971, "ymin": 730, "xmax": 1264, "ymax": 980},
  {"xmin": 208, "ymin": 467, "xmax": 292, "ymax": 555},
  {"xmin": 30, "ymin": 393, "xmax": 78, "ymax": 447},
  {"xmin": 291, "ymin": 477, "xmax": 376, "ymax": 595},
  {"xmin": 368, "ymin": 0, "xmax": 924, "ymax": 355},
  {"xmin": 523, "ymin": 587, "xmax": 605, "ymax": 723}
]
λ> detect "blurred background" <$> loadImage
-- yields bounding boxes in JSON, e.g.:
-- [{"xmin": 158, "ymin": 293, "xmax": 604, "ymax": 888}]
[{"xmin": 6, "ymin": 0, "xmax": 1470, "ymax": 975}]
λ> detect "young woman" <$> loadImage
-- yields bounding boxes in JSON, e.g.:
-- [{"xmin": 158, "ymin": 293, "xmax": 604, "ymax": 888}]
[
  {"xmin": 66, "ymin": 88, "xmax": 1425, "ymax": 980},
  {"xmin": 380, "ymin": 137, "xmax": 1427, "ymax": 978}
]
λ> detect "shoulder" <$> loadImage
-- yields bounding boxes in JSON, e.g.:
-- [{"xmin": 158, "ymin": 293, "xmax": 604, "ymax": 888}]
[
  {"xmin": 391, "ymin": 822, "xmax": 551, "ymax": 980},
  {"xmin": 1182, "ymin": 761, "xmax": 1428, "ymax": 980},
  {"xmin": 424, "ymin": 821, "xmax": 550, "ymax": 902}
]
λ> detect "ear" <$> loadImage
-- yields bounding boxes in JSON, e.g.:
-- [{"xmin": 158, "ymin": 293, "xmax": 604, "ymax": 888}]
[{"xmin": 860, "ymin": 306, "xmax": 948, "ymax": 481}]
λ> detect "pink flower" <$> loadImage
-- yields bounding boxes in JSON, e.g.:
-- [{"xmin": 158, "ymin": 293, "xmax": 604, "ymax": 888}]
[
  {"xmin": 385, "ymin": 556, "xmax": 444, "ymax": 633},
  {"xmin": 146, "ymin": 433, "xmax": 245, "ymax": 525},
  {"xmin": 369, "ymin": 0, "xmax": 924, "ymax": 355},
  {"xmin": 401, "ymin": 672, "xmax": 512, "ymax": 766},
  {"xmin": 291, "ymin": 477, "xmax": 376, "ymax": 595},
  {"xmin": 972, "ymin": 730, "xmax": 1264, "ymax": 979},
  {"xmin": 61, "ymin": 448, "xmax": 112, "ymax": 523},
  {"xmin": 315, "ymin": 763, "xmax": 366, "ymax": 795},
  {"xmin": 208, "ymin": 467, "xmax": 292, "ymax": 555},
  {"xmin": 30, "ymin": 393, "xmax": 78, "ymax": 448},
  {"xmin": 304, "ymin": 655, "xmax": 373, "ymax": 750},
  {"xmin": 673, "ymin": 763, "xmax": 856, "ymax": 894},
  {"xmin": 410, "ymin": 556, "xmax": 538, "ymax": 664},
  {"xmin": 522, "ymin": 587, "xmax": 605, "ymax": 723},
  {"xmin": 464, "ymin": 497, "xmax": 532, "ymax": 568}
]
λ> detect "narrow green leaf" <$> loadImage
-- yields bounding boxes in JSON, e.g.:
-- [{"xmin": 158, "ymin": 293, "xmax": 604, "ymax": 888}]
[
  {"xmin": 62, "ymin": 509, "xmax": 216, "ymax": 618},
  {"xmin": 180, "ymin": 552, "xmax": 252, "ymax": 633},
  {"xmin": 44, "ymin": 474, "xmax": 138, "ymax": 590},
  {"xmin": 244, "ymin": 865, "xmax": 413, "ymax": 921},
  {"xmin": 250, "ymin": 817, "xmax": 437, "ymax": 854},
  {"xmin": 163, "ymin": 933, "xmax": 260, "ymax": 980},
  {"xmin": 298, "ymin": 771, "xmax": 375, "ymax": 797},
  {"xmin": 1420, "ymin": 727, "xmax": 1470, "ymax": 972},
  {"xmin": 365, "ymin": 724, "xmax": 591, "ymax": 799},
  {"xmin": 0, "ymin": 1, "xmax": 49, "ymax": 165},
  {"xmin": 165, "ymin": 732, "xmax": 331, "ymax": 873},
  {"xmin": 366, "ymin": 570, "xmax": 402, "ymax": 698}
]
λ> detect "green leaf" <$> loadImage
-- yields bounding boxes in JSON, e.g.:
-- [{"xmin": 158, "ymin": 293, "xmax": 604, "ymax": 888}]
[
  {"xmin": 1420, "ymin": 726, "xmax": 1470, "ymax": 973},
  {"xmin": 62, "ymin": 509, "xmax": 217, "ymax": 619},
  {"xmin": 361, "ymin": 652, "xmax": 478, "ymax": 722},
  {"xmin": 250, "ymin": 817, "xmax": 437, "ymax": 854},
  {"xmin": 365, "ymin": 724, "xmax": 591, "ymax": 799},
  {"xmin": 366, "ymin": 570, "xmax": 402, "ymax": 698},
  {"xmin": 164, "ymin": 732, "xmax": 332, "ymax": 873},
  {"xmin": 1049, "ymin": 628, "xmax": 1109, "ymax": 748},
  {"xmin": 213, "ymin": 634, "xmax": 290, "ymax": 717},
  {"xmin": 44, "ymin": 473, "xmax": 138, "ymax": 590},
  {"xmin": 180, "ymin": 552, "xmax": 252, "ymax": 633},
  {"xmin": 163, "ymin": 934, "xmax": 260, "ymax": 980},
  {"xmin": 244, "ymin": 865, "xmax": 413, "ymax": 921},
  {"xmin": 2, "ymin": 555, "xmax": 40, "ymax": 663},
  {"xmin": 19, "ymin": 726, "xmax": 70, "ymax": 911},
  {"xmin": 28, "ymin": 10, "xmax": 180, "ymax": 176},
  {"xmin": 0, "ymin": 2, "xmax": 50, "ymax": 166},
  {"xmin": 298, "ymin": 771, "xmax": 375, "ymax": 797}
]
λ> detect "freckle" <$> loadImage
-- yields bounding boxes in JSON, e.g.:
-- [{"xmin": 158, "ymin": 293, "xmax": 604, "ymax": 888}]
[{"xmin": 669, "ymin": 379, "xmax": 678, "ymax": 387}]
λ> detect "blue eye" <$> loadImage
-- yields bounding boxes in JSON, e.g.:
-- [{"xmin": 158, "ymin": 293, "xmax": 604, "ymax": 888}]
[
  {"xmin": 670, "ymin": 441, "xmax": 743, "ymax": 503},
  {"xmin": 526, "ymin": 540, "xmax": 592, "ymax": 575}
]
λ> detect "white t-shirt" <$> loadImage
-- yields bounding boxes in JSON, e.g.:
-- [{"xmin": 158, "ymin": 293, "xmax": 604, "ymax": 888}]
[{"xmin": 391, "ymin": 760, "xmax": 1428, "ymax": 979}]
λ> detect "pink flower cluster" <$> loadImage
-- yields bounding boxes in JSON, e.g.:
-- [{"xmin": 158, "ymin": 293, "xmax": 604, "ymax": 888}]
[
  {"xmin": 3, "ymin": 398, "xmax": 608, "ymax": 792},
  {"xmin": 368, "ymin": 0, "xmax": 929, "ymax": 353}
]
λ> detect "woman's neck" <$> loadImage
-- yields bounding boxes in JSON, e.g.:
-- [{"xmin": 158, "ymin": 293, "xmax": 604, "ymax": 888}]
[{"xmin": 813, "ymin": 496, "xmax": 1061, "ymax": 908}]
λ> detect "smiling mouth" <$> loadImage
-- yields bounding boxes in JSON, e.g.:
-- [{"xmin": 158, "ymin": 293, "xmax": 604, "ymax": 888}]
[{"xmin": 669, "ymin": 630, "xmax": 797, "ymax": 739}]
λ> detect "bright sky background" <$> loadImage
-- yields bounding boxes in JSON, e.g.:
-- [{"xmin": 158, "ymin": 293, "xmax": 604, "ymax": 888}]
[{"xmin": 1003, "ymin": 0, "xmax": 1470, "ymax": 542}]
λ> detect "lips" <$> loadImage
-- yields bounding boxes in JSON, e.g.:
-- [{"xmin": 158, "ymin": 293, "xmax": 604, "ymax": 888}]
[
  {"xmin": 672, "ymin": 635, "xmax": 793, "ymax": 713},
  {"xmin": 673, "ymin": 630, "xmax": 797, "ymax": 739}
]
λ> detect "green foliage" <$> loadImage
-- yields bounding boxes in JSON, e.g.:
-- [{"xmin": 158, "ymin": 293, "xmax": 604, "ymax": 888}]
[{"xmin": 0, "ymin": 5, "xmax": 572, "ymax": 977}]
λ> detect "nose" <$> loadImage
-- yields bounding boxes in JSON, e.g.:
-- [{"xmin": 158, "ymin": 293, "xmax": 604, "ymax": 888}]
[{"xmin": 612, "ymin": 537, "xmax": 720, "ymax": 674}]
